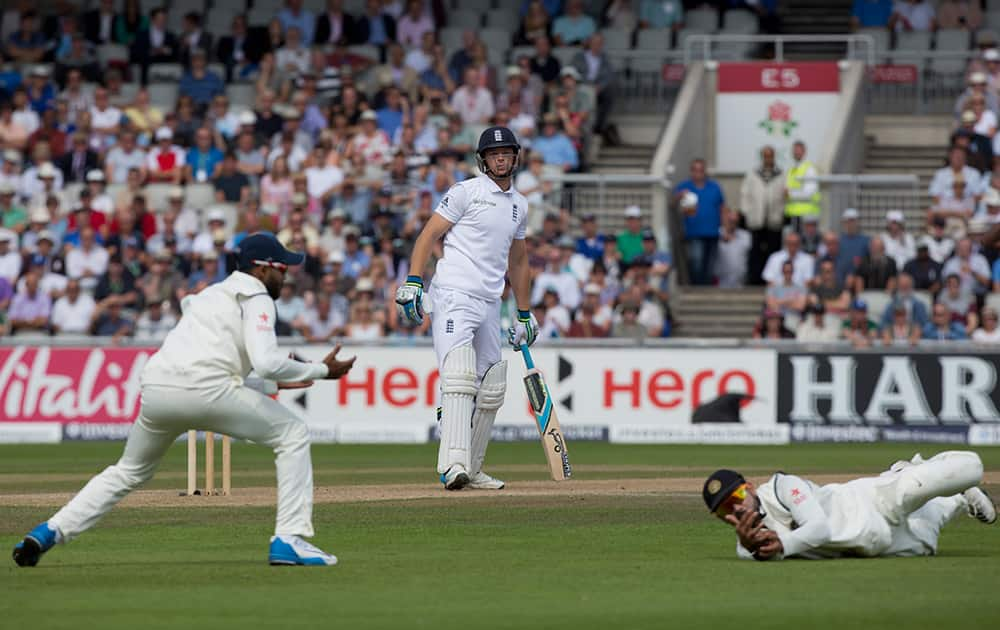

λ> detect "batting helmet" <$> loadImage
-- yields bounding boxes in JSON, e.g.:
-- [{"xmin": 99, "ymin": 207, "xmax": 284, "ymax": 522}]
[{"xmin": 475, "ymin": 126, "xmax": 520, "ymax": 178}]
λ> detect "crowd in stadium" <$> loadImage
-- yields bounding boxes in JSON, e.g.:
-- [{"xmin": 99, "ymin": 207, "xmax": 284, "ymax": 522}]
[{"xmin": 0, "ymin": 0, "xmax": 713, "ymax": 343}]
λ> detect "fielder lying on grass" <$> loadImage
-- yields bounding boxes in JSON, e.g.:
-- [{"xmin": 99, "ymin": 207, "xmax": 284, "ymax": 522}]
[{"xmin": 703, "ymin": 450, "xmax": 996, "ymax": 560}]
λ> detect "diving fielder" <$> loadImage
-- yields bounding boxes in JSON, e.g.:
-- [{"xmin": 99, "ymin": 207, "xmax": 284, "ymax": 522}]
[
  {"xmin": 13, "ymin": 233, "xmax": 355, "ymax": 567},
  {"xmin": 395, "ymin": 126, "xmax": 537, "ymax": 490},
  {"xmin": 703, "ymin": 451, "xmax": 996, "ymax": 561}
]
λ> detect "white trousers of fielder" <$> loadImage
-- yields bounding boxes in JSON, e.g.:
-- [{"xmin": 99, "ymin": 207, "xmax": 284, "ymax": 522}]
[
  {"xmin": 49, "ymin": 383, "xmax": 315, "ymax": 542},
  {"xmin": 430, "ymin": 285, "xmax": 505, "ymax": 475}
]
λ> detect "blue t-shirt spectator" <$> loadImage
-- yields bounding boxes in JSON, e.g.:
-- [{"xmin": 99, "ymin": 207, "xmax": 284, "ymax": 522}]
[
  {"xmin": 922, "ymin": 320, "xmax": 968, "ymax": 341},
  {"xmin": 675, "ymin": 179, "xmax": 724, "ymax": 239},
  {"xmin": 178, "ymin": 70, "xmax": 225, "ymax": 107},
  {"xmin": 839, "ymin": 231, "xmax": 870, "ymax": 272},
  {"xmin": 639, "ymin": 0, "xmax": 684, "ymax": 29},
  {"xmin": 552, "ymin": 13, "xmax": 596, "ymax": 46},
  {"xmin": 186, "ymin": 147, "xmax": 224, "ymax": 181},
  {"xmin": 532, "ymin": 132, "xmax": 579, "ymax": 171},
  {"xmin": 343, "ymin": 249, "xmax": 370, "ymax": 278},
  {"xmin": 852, "ymin": 0, "xmax": 894, "ymax": 28},
  {"xmin": 521, "ymin": 0, "xmax": 562, "ymax": 17},
  {"xmin": 577, "ymin": 234, "xmax": 606, "ymax": 260},
  {"xmin": 27, "ymin": 84, "xmax": 56, "ymax": 114},
  {"xmin": 376, "ymin": 107, "xmax": 404, "ymax": 140},
  {"xmin": 278, "ymin": 8, "xmax": 316, "ymax": 45}
]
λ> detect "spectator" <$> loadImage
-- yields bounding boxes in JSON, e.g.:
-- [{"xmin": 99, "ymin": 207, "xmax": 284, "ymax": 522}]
[
  {"xmin": 929, "ymin": 177, "xmax": 975, "ymax": 239},
  {"xmin": 952, "ymin": 114, "xmax": 992, "ymax": 174},
  {"xmin": 346, "ymin": 301, "xmax": 384, "ymax": 340},
  {"xmin": 187, "ymin": 250, "xmax": 223, "ymax": 291},
  {"xmin": 134, "ymin": 299, "xmax": 177, "ymax": 341},
  {"xmin": 217, "ymin": 15, "xmax": 264, "ymax": 82},
  {"xmin": 810, "ymin": 258, "xmax": 851, "ymax": 316},
  {"xmin": 841, "ymin": 299, "xmax": 877, "ymax": 348},
  {"xmin": 571, "ymin": 33, "xmax": 618, "ymax": 144},
  {"xmin": 177, "ymin": 12, "xmax": 211, "ymax": 69},
  {"xmin": 357, "ymin": 0, "xmax": 397, "ymax": 49},
  {"xmin": 113, "ymin": 0, "xmax": 146, "ymax": 47},
  {"xmin": 396, "ymin": 0, "xmax": 433, "ymax": 48},
  {"xmin": 22, "ymin": 161, "xmax": 63, "ymax": 210},
  {"xmin": 88, "ymin": 87, "xmax": 121, "ymax": 150},
  {"xmin": 890, "ymin": 0, "xmax": 936, "ymax": 33},
  {"xmin": 449, "ymin": 67, "xmax": 494, "ymax": 126},
  {"xmin": 906, "ymin": 241, "xmax": 944, "ymax": 291},
  {"xmin": 937, "ymin": 271, "xmax": 977, "ymax": 327},
  {"xmin": 25, "ymin": 66, "xmax": 55, "ymax": 115},
  {"xmin": 923, "ymin": 302, "xmax": 968, "ymax": 340},
  {"xmin": 532, "ymin": 237, "xmax": 582, "ymax": 311},
  {"xmin": 131, "ymin": 7, "xmax": 177, "ymax": 85},
  {"xmin": 740, "ymin": 145, "xmax": 785, "ymax": 285},
  {"xmin": 178, "ymin": 49, "xmax": 224, "ymax": 111},
  {"xmin": 612, "ymin": 205, "xmax": 644, "ymax": 264},
  {"xmin": 0, "ymin": 229, "xmax": 20, "ymax": 282},
  {"xmin": 213, "ymin": 153, "xmax": 251, "ymax": 205},
  {"xmin": 276, "ymin": 26, "xmax": 310, "ymax": 75},
  {"xmin": 305, "ymin": 146, "xmax": 344, "ymax": 210},
  {"xmin": 881, "ymin": 301, "xmax": 922, "ymax": 346},
  {"xmin": 104, "ymin": 131, "xmax": 147, "ymax": 185},
  {"xmin": 635, "ymin": 231, "xmax": 672, "ymax": 282},
  {"xmin": 517, "ymin": 1, "xmax": 552, "ymax": 46},
  {"xmin": 603, "ymin": 0, "xmax": 637, "ymax": 32},
  {"xmin": 61, "ymin": 69, "xmax": 92, "ymax": 124},
  {"xmin": 294, "ymin": 291, "xmax": 348, "ymax": 342},
  {"xmin": 56, "ymin": 132, "xmax": 98, "ymax": 184},
  {"xmin": 716, "ymin": 209, "xmax": 751, "ymax": 288},
  {"xmin": 8, "ymin": 270, "xmax": 50, "ymax": 335},
  {"xmin": 315, "ymin": 0, "xmax": 354, "ymax": 46},
  {"xmin": 971, "ymin": 305, "xmax": 1000, "ymax": 342},
  {"xmin": 532, "ymin": 113, "xmax": 578, "ymax": 171},
  {"xmin": 675, "ymin": 158, "xmax": 726, "ymax": 285},
  {"xmin": 954, "ymin": 71, "xmax": 998, "ymax": 119},
  {"xmin": 762, "ymin": 230, "xmax": 814, "ymax": 287},
  {"xmin": 942, "ymin": 236, "xmax": 991, "ymax": 296},
  {"xmin": 796, "ymin": 302, "xmax": 839, "ymax": 342},
  {"xmin": 192, "ymin": 209, "xmax": 229, "ymax": 255},
  {"xmin": 279, "ymin": 0, "xmax": 317, "ymax": 46},
  {"xmin": 639, "ymin": 0, "xmax": 684, "ymax": 30},
  {"xmin": 5, "ymin": 10, "xmax": 46, "ymax": 64},
  {"xmin": 275, "ymin": 278, "xmax": 307, "ymax": 329},
  {"xmin": 94, "ymin": 255, "xmax": 139, "ymax": 310},
  {"xmin": 879, "ymin": 272, "xmax": 930, "ymax": 330},
  {"xmin": 799, "ymin": 214, "xmax": 822, "ymax": 255},
  {"xmin": 851, "ymin": 0, "xmax": 893, "ymax": 30},
  {"xmin": 753, "ymin": 308, "xmax": 794, "ymax": 340},
  {"xmin": 90, "ymin": 299, "xmax": 133, "ymax": 338},
  {"xmin": 816, "ymin": 230, "xmax": 853, "ymax": 287},
  {"xmin": 0, "ymin": 183, "xmax": 26, "ymax": 233},
  {"xmin": 11, "ymin": 87, "xmax": 40, "ymax": 138},
  {"xmin": 937, "ymin": 0, "xmax": 982, "ymax": 30},
  {"xmin": 784, "ymin": 140, "xmax": 820, "ymax": 230},
  {"xmin": 49, "ymin": 277, "xmax": 95, "ymax": 335},
  {"xmin": 185, "ymin": 127, "xmax": 223, "ymax": 184},
  {"xmin": 765, "ymin": 260, "xmax": 807, "ymax": 317},
  {"xmin": 610, "ymin": 302, "xmax": 646, "ymax": 340},
  {"xmin": 347, "ymin": 110, "xmax": 392, "ymax": 166},
  {"xmin": 83, "ymin": 0, "xmax": 118, "ymax": 46},
  {"xmin": 852, "ymin": 235, "xmax": 897, "ymax": 292},
  {"xmin": 146, "ymin": 127, "xmax": 185, "ymax": 184},
  {"xmin": 552, "ymin": 0, "xmax": 597, "ymax": 46},
  {"xmin": 530, "ymin": 36, "xmax": 561, "ymax": 84},
  {"xmin": 882, "ymin": 210, "xmax": 916, "ymax": 270}
]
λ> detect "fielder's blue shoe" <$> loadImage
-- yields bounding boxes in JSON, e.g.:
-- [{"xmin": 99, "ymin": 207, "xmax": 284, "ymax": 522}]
[
  {"xmin": 12, "ymin": 522, "xmax": 59, "ymax": 567},
  {"xmin": 268, "ymin": 535, "xmax": 338, "ymax": 566}
]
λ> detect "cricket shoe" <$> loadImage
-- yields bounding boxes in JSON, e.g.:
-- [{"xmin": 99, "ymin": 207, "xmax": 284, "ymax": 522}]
[
  {"xmin": 268, "ymin": 535, "xmax": 338, "ymax": 566},
  {"xmin": 12, "ymin": 522, "xmax": 59, "ymax": 567},
  {"xmin": 963, "ymin": 487, "xmax": 997, "ymax": 524},
  {"xmin": 467, "ymin": 471, "xmax": 505, "ymax": 490},
  {"xmin": 440, "ymin": 464, "xmax": 470, "ymax": 490}
]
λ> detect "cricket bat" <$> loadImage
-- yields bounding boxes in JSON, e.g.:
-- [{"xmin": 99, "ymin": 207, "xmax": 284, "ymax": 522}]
[{"xmin": 515, "ymin": 343, "xmax": 572, "ymax": 481}]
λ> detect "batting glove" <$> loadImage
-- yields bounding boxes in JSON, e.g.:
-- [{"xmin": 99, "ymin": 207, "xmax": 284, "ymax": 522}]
[
  {"xmin": 508, "ymin": 309, "xmax": 538, "ymax": 350},
  {"xmin": 394, "ymin": 275, "xmax": 424, "ymax": 325}
]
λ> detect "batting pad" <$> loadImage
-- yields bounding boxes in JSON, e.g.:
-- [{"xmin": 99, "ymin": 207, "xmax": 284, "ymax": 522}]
[
  {"xmin": 438, "ymin": 344, "xmax": 477, "ymax": 474},
  {"xmin": 470, "ymin": 360, "xmax": 507, "ymax": 475}
]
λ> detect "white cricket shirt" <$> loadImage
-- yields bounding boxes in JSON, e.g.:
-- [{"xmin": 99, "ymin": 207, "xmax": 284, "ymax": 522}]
[{"xmin": 432, "ymin": 174, "xmax": 528, "ymax": 301}]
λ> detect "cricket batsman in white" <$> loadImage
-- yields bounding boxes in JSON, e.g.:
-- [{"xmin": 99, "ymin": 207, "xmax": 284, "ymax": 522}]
[
  {"xmin": 13, "ymin": 233, "xmax": 355, "ymax": 567},
  {"xmin": 703, "ymin": 450, "xmax": 996, "ymax": 561},
  {"xmin": 395, "ymin": 126, "xmax": 536, "ymax": 491}
]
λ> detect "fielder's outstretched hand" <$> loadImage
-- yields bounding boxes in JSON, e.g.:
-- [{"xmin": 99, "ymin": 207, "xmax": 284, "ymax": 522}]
[
  {"xmin": 321, "ymin": 345, "xmax": 356, "ymax": 379},
  {"xmin": 726, "ymin": 508, "xmax": 773, "ymax": 556}
]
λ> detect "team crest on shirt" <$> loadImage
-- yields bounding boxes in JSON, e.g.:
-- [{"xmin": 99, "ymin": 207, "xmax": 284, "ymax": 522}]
[
  {"xmin": 445, "ymin": 319, "xmax": 454, "ymax": 333},
  {"xmin": 512, "ymin": 204, "xmax": 518, "ymax": 222}
]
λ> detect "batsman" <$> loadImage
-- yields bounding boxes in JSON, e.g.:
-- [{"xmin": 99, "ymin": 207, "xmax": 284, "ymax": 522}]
[{"xmin": 396, "ymin": 126, "xmax": 535, "ymax": 491}]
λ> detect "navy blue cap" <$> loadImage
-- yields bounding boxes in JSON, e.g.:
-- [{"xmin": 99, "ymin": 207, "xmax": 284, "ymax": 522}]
[
  {"xmin": 703, "ymin": 469, "xmax": 747, "ymax": 513},
  {"xmin": 237, "ymin": 232, "xmax": 305, "ymax": 270}
]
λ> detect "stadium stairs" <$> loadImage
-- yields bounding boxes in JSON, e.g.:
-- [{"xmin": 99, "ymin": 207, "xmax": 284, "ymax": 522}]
[
  {"xmin": 777, "ymin": 0, "xmax": 853, "ymax": 59},
  {"xmin": 671, "ymin": 286, "xmax": 765, "ymax": 338}
]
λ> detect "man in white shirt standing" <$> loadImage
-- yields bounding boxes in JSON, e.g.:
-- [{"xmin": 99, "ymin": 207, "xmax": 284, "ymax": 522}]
[
  {"xmin": 704, "ymin": 451, "xmax": 995, "ymax": 561},
  {"xmin": 13, "ymin": 234, "xmax": 357, "ymax": 568},
  {"xmin": 396, "ymin": 127, "xmax": 534, "ymax": 491},
  {"xmin": 449, "ymin": 68, "xmax": 495, "ymax": 126},
  {"xmin": 65, "ymin": 226, "xmax": 110, "ymax": 291}
]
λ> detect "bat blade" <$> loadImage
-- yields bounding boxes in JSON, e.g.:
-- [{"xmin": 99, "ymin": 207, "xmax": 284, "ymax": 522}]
[{"xmin": 523, "ymin": 368, "xmax": 572, "ymax": 481}]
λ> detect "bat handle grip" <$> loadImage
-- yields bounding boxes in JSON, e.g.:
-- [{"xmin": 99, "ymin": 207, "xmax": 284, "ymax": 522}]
[{"xmin": 520, "ymin": 344, "xmax": 536, "ymax": 370}]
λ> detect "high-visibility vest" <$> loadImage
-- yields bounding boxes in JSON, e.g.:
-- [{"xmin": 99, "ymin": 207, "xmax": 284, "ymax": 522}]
[{"xmin": 785, "ymin": 161, "xmax": 821, "ymax": 217}]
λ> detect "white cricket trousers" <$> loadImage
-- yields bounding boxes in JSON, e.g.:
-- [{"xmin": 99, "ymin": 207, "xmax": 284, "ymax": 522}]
[
  {"xmin": 430, "ymin": 285, "xmax": 502, "ymax": 379},
  {"xmin": 879, "ymin": 450, "xmax": 984, "ymax": 556},
  {"xmin": 49, "ymin": 383, "xmax": 315, "ymax": 542}
]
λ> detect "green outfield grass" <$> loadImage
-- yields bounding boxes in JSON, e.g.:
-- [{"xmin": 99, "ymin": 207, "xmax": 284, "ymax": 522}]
[{"xmin": 1, "ymin": 443, "xmax": 998, "ymax": 630}]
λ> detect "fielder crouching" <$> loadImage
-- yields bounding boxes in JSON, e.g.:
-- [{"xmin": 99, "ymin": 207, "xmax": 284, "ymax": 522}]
[
  {"xmin": 395, "ymin": 126, "xmax": 536, "ymax": 491},
  {"xmin": 703, "ymin": 451, "xmax": 996, "ymax": 560},
  {"xmin": 13, "ymin": 234, "xmax": 355, "ymax": 568}
]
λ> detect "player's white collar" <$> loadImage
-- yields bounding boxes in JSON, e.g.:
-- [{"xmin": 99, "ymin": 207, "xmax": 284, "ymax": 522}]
[{"xmin": 479, "ymin": 173, "xmax": 515, "ymax": 195}]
